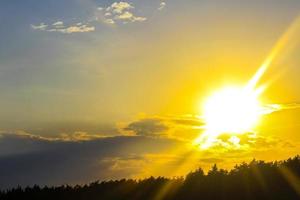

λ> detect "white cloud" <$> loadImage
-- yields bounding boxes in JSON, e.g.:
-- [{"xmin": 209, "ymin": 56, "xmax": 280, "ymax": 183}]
[
  {"xmin": 30, "ymin": 23, "xmax": 48, "ymax": 31},
  {"xmin": 56, "ymin": 24, "xmax": 95, "ymax": 33},
  {"xmin": 158, "ymin": 2, "xmax": 166, "ymax": 10},
  {"xmin": 108, "ymin": 2, "xmax": 134, "ymax": 14},
  {"xmin": 116, "ymin": 11, "xmax": 133, "ymax": 20},
  {"xmin": 31, "ymin": 21, "xmax": 95, "ymax": 34},
  {"xmin": 99, "ymin": 1, "xmax": 146, "ymax": 24},
  {"xmin": 104, "ymin": 18, "xmax": 115, "ymax": 24},
  {"xmin": 115, "ymin": 11, "xmax": 146, "ymax": 22},
  {"xmin": 131, "ymin": 16, "xmax": 147, "ymax": 22},
  {"xmin": 105, "ymin": 12, "xmax": 112, "ymax": 17},
  {"xmin": 52, "ymin": 21, "xmax": 64, "ymax": 27}
]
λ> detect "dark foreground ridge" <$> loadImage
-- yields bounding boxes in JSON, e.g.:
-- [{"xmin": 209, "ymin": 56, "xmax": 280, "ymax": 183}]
[{"xmin": 1, "ymin": 156, "xmax": 300, "ymax": 200}]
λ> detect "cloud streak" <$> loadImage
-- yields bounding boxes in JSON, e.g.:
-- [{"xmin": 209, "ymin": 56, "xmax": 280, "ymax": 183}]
[
  {"xmin": 31, "ymin": 23, "xmax": 48, "ymax": 31},
  {"xmin": 31, "ymin": 21, "xmax": 95, "ymax": 34},
  {"xmin": 261, "ymin": 103, "xmax": 300, "ymax": 115}
]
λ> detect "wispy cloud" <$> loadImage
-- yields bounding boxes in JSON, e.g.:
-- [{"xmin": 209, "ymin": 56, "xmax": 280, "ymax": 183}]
[
  {"xmin": 48, "ymin": 24, "xmax": 95, "ymax": 34},
  {"xmin": 31, "ymin": 21, "xmax": 95, "ymax": 34},
  {"xmin": 158, "ymin": 2, "xmax": 166, "ymax": 11},
  {"xmin": 261, "ymin": 103, "xmax": 300, "ymax": 115},
  {"xmin": 52, "ymin": 21, "xmax": 64, "ymax": 27},
  {"xmin": 31, "ymin": 23, "xmax": 48, "ymax": 31}
]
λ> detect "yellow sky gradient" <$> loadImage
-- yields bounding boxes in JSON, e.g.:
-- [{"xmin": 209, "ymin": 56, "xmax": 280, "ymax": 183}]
[{"xmin": 1, "ymin": 0, "xmax": 300, "ymax": 186}]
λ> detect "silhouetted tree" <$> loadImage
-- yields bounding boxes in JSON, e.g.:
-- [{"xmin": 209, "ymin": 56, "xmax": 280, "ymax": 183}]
[{"xmin": 1, "ymin": 156, "xmax": 300, "ymax": 200}]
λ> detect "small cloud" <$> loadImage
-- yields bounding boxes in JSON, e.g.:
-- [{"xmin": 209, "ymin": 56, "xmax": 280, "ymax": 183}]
[
  {"xmin": 97, "ymin": 7, "xmax": 104, "ymax": 11},
  {"xmin": 108, "ymin": 2, "xmax": 134, "ymax": 14},
  {"xmin": 104, "ymin": 18, "xmax": 115, "ymax": 24},
  {"xmin": 52, "ymin": 21, "xmax": 64, "ymax": 27},
  {"xmin": 99, "ymin": 1, "xmax": 146, "ymax": 24},
  {"xmin": 31, "ymin": 23, "xmax": 48, "ymax": 31},
  {"xmin": 105, "ymin": 12, "xmax": 112, "ymax": 17},
  {"xmin": 115, "ymin": 11, "xmax": 133, "ymax": 20},
  {"xmin": 56, "ymin": 24, "xmax": 95, "ymax": 33},
  {"xmin": 124, "ymin": 118, "xmax": 168, "ymax": 137},
  {"xmin": 115, "ymin": 11, "xmax": 146, "ymax": 22},
  {"xmin": 158, "ymin": 2, "xmax": 166, "ymax": 10}
]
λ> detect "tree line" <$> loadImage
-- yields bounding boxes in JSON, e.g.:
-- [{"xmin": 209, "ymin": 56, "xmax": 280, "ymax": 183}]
[{"xmin": 1, "ymin": 156, "xmax": 300, "ymax": 200}]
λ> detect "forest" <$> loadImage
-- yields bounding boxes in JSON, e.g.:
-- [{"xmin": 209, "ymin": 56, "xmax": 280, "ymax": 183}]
[{"xmin": 1, "ymin": 156, "xmax": 300, "ymax": 200}]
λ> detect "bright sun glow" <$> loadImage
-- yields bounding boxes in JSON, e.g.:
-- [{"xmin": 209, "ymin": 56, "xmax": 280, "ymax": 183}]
[
  {"xmin": 194, "ymin": 66, "xmax": 268, "ymax": 149},
  {"xmin": 203, "ymin": 86, "xmax": 262, "ymax": 134}
]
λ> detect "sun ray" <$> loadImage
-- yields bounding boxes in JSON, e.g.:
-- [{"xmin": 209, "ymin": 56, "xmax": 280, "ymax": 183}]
[
  {"xmin": 279, "ymin": 166, "xmax": 300, "ymax": 196},
  {"xmin": 194, "ymin": 15, "xmax": 300, "ymax": 149}
]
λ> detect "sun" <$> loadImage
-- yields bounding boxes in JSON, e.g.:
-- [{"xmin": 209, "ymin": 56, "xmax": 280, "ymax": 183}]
[
  {"xmin": 194, "ymin": 79, "xmax": 267, "ymax": 149},
  {"xmin": 203, "ymin": 86, "xmax": 262, "ymax": 134}
]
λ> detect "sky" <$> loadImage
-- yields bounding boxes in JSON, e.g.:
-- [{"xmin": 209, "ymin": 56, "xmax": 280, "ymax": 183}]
[{"xmin": 1, "ymin": 0, "xmax": 300, "ymax": 188}]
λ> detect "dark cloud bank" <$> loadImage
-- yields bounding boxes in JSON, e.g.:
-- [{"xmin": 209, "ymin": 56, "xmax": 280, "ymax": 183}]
[{"xmin": 0, "ymin": 133, "xmax": 181, "ymax": 189}]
